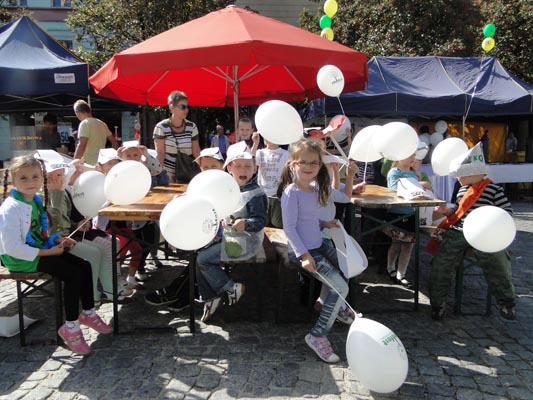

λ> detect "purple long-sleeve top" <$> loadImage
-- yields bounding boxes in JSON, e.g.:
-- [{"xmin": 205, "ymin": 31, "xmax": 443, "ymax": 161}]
[{"xmin": 281, "ymin": 183, "xmax": 322, "ymax": 257}]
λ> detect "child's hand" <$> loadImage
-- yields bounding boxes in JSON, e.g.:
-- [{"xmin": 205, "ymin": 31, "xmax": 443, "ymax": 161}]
[
  {"xmin": 345, "ymin": 160, "xmax": 357, "ymax": 178},
  {"xmin": 320, "ymin": 219, "xmax": 339, "ymax": 230},
  {"xmin": 231, "ymin": 218, "xmax": 246, "ymax": 232},
  {"xmin": 58, "ymin": 237, "xmax": 76, "ymax": 249},
  {"xmin": 252, "ymin": 131, "xmax": 260, "ymax": 145},
  {"xmin": 138, "ymin": 145, "xmax": 148, "ymax": 156},
  {"xmin": 46, "ymin": 174, "xmax": 64, "ymax": 190},
  {"xmin": 434, "ymin": 205, "xmax": 450, "ymax": 216},
  {"xmin": 420, "ymin": 181, "xmax": 432, "ymax": 190},
  {"xmin": 47, "ymin": 244, "xmax": 66, "ymax": 256},
  {"xmin": 76, "ymin": 219, "xmax": 90, "ymax": 232},
  {"xmin": 117, "ymin": 146, "xmax": 126, "ymax": 158},
  {"xmin": 353, "ymin": 182, "xmax": 366, "ymax": 194},
  {"xmin": 301, "ymin": 253, "xmax": 317, "ymax": 273}
]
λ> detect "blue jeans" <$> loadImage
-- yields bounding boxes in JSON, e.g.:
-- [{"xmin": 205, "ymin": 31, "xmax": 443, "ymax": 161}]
[
  {"xmin": 289, "ymin": 240, "xmax": 348, "ymax": 337},
  {"xmin": 196, "ymin": 242, "xmax": 234, "ymax": 301}
]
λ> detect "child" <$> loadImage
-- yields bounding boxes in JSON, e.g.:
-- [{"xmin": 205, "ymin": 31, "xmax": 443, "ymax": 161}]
[
  {"xmin": 197, "ymin": 141, "xmax": 267, "ymax": 322},
  {"xmin": 427, "ymin": 143, "xmax": 516, "ymax": 321},
  {"xmin": 278, "ymin": 138, "xmax": 349, "ymax": 363},
  {"xmin": 0, "ymin": 155, "xmax": 111, "ymax": 355},
  {"xmin": 117, "ymin": 140, "xmax": 163, "ymax": 177},
  {"xmin": 144, "ymin": 147, "xmax": 225, "ymax": 310},
  {"xmin": 45, "ymin": 159, "xmax": 132, "ymax": 303},
  {"xmin": 94, "ymin": 149, "xmax": 147, "ymax": 287},
  {"xmin": 255, "ymin": 136, "xmax": 289, "ymax": 228},
  {"xmin": 385, "ymin": 152, "xmax": 431, "ymax": 287},
  {"xmin": 305, "ymin": 129, "xmax": 341, "ymax": 189}
]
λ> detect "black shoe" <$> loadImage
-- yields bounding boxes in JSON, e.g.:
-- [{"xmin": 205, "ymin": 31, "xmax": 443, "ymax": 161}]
[
  {"xmin": 499, "ymin": 305, "xmax": 516, "ymax": 321},
  {"xmin": 144, "ymin": 269, "xmax": 189, "ymax": 306},
  {"xmin": 388, "ymin": 270, "xmax": 399, "ymax": 284},
  {"xmin": 168, "ymin": 296, "xmax": 190, "ymax": 312},
  {"xmin": 431, "ymin": 306, "xmax": 445, "ymax": 321},
  {"xmin": 398, "ymin": 277, "xmax": 413, "ymax": 289}
]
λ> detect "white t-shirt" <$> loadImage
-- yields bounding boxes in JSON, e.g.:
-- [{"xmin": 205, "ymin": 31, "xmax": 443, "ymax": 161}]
[{"xmin": 255, "ymin": 147, "xmax": 289, "ymax": 197}]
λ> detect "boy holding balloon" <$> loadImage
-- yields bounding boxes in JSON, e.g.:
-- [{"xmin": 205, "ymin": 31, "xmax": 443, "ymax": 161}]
[
  {"xmin": 197, "ymin": 141, "xmax": 267, "ymax": 322},
  {"xmin": 427, "ymin": 143, "xmax": 516, "ymax": 321}
]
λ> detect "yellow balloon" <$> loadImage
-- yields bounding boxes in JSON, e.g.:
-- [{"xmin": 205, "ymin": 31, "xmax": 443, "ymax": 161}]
[
  {"xmin": 320, "ymin": 28, "xmax": 334, "ymax": 41},
  {"xmin": 482, "ymin": 37, "xmax": 495, "ymax": 52},
  {"xmin": 324, "ymin": 0, "xmax": 338, "ymax": 19}
]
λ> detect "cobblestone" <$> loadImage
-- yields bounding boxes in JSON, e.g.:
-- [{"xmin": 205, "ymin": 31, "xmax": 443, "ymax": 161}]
[{"xmin": 1, "ymin": 201, "xmax": 532, "ymax": 398}]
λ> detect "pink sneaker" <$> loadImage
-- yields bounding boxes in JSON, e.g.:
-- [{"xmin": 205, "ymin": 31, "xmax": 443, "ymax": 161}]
[
  {"xmin": 305, "ymin": 334, "xmax": 340, "ymax": 363},
  {"xmin": 58, "ymin": 325, "xmax": 91, "ymax": 355},
  {"xmin": 79, "ymin": 312, "xmax": 113, "ymax": 334}
]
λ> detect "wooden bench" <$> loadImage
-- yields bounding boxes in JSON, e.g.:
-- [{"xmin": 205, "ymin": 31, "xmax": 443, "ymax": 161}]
[
  {"xmin": 0, "ymin": 266, "xmax": 63, "ymax": 346},
  {"xmin": 420, "ymin": 226, "xmax": 492, "ymax": 316},
  {"xmin": 263, "ymin": 228, "xmax": 316, "ymax": 323}
]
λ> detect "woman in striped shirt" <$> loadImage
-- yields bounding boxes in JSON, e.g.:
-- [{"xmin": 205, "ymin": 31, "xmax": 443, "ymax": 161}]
[{"xmin": 153, "ymin": 91, "xmax": 201, "ymax": 183}]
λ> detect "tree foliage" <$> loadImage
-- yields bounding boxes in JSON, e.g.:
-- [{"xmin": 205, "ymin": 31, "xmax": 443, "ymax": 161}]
[
  {"xmin": 300, "ymin": 0, "xmax": 531, "ymax": 82},
  {"xmin": 67, "ymin": 0, "xmax": 233, "ymax": 69},
  {"xmin": 479, "ymin": 0, "xmax": 532, "ymax": 82},
  {"xmin": 0, "ymin": 0, "xmax": 31, "ymax": 24}
]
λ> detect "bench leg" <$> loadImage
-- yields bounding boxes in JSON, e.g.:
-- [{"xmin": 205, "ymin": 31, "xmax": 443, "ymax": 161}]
[{"xmin": 16, "ymin": 281, "xmax": 26, "ymax": 347}]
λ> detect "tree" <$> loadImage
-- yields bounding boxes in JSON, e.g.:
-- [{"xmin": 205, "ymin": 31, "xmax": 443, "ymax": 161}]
[
  {"xmin": 479, "ymin": 0, "xmax": 532, "ymax": 82},
  {"xmin": 67, "ymin": 0, "xmax": 234, "ymax": 69},
  {"xmin": 300, "ymin": 0, "xmax": 480, "ymax": 57},
  {"xmin": 0, "ymin": 1, "xmax": 31, "ymax": 24},
  {"xmin": 300, "ymin": 0, "xmax": 531, "ymax": 82}
]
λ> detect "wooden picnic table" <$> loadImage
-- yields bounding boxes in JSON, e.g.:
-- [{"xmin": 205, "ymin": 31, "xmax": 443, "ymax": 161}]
[{"xmin": 98, "ymin": 184, "xmax": 196, "ymax": 333}]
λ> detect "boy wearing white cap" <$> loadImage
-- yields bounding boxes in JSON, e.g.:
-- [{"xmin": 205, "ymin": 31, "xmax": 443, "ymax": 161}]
[
  {"xmin": 196, "ymin": 141, "xmax": 267, "ymax": 322},
  {"xmin": 427, "ymin": 143, "xmax": 516, "ymax": 321}
]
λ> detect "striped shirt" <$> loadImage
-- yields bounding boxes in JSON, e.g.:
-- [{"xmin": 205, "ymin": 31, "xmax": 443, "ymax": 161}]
[
  {"xmin": 452, "ymin": 182, "xmax": 512, "ymax": 230},
  {"xmin": 152, "ymin": 118, "xmax": 199, "ymax": 174}
]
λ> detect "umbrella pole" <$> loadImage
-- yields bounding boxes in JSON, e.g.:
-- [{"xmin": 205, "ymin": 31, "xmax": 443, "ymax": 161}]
[{"xmin": 233, "ymin": 68, "xmax": 240, "ymax": 142}]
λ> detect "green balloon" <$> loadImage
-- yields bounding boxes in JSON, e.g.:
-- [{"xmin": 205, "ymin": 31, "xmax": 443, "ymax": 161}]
[
  {"xmin": 320, "ymin": 15, "xmax": 332, "ymax": 30},
  {"xmin": 483, "ymin": 23, "xmax": 496, "ymax": 37}
]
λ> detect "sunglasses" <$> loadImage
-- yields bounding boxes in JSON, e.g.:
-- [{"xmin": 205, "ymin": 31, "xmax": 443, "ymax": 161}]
[{"xmin": 173, "ymin": 104, "xmax": 189, "ymax": 110}]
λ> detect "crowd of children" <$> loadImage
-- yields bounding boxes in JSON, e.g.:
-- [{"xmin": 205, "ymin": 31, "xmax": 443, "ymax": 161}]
[{"xmin": 0, "ymin": 116, "xmax": 518, "ymax": 362}]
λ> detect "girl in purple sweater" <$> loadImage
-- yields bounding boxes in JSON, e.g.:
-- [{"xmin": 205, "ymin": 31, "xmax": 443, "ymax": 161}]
[{"xmin": 278, "ymin": 139, "xmax": 348, "ymax": 363}]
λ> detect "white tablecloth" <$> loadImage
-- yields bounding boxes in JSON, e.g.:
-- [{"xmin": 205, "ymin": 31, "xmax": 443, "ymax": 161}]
[{"xmin": 419, "ymin": 163, "xmax": 533, "ymax": 203}]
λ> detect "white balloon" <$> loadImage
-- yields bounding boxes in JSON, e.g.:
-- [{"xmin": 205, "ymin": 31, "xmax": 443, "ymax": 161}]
[
  {"xmin": 419, "ymin": 133, "xmax": 431, "ymax": 145},
  {"xmin": 104, "ymin": 160, "xmax": 151, "ymax": 205},
  {"xmin": 346, "ymin": 318, "xmax": 408, "ymax": 393},
  {"xmin": 71, "ymin": 171, "xmax": 107, "ymax": 218},
  {"xmin": 373, "ymin": 122, "xmax": 418, "ymax": 161},
  {"xmin": 316, "ymin": 64, "xmax": 345, "ymax": 97},
  {"xmin": 186, "ymin": 170, "xmax": 240, "ymax": 219},
  {"xmin": 159, "ymin": 196, "xmax": 219, "ymax": 251},
  {"xmin": 349, "ymin": 125, "xmax": 383, "ymax": 162},
  {"xmin": 330, "ymin": 114, "xmax": 351, "ymax": 142},
  {"xmin": 435, "ymin": 120, "xmax": 448, "ymax": 134},
  {"xmin": 463, "ymin": 206, "xmax": 516, "ymax": 253},
  {"xmin": 255, "ymin": 100, "xmax": 303, "ymax": 145},
  {"xmin": 429, "ymin": 132, "xmax": 444, "ymax": 147},
  {"xmin": 431, "ymin": 138, "xmax": 468, "ymax": 176}
]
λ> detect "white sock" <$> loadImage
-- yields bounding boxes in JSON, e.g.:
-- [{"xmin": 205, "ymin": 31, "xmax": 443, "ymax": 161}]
[
  {"xmin": 82, "ymin": 309, "xmax": 95, "ymax": 316},
  {"xmin": 65, "ymin": 320, "xmax": 80, "ymax": 332},
  {"xmin": 126, "ymin": 275, "xmax": 137, "ymax": 285}
]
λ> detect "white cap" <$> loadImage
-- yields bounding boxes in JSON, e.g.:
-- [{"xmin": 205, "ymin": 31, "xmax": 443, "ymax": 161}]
[
  {"xmin": 194, "ymin": 147, "xmax": 224, "ymax": 164},
  {"xmin": 449, "ymin": 142, "xmax": 487, "ymax": 177},
  {"xmin": 223, "ymin": 141, "xmax": 253, "ymax": 168},
  {"xmin": 122, "ymin": 140, "xmax": 139, "ymax": 148},
  {"xmin": 98, "ymin": 148, "xmax": 121, "ymax": 165},
  {"xmin": 415, "ymin": 141, "xmax": 429, "ymax": 160},
  {"xmin": 34, "ymin": 150, "xmax": 69, "ymax": 173}
]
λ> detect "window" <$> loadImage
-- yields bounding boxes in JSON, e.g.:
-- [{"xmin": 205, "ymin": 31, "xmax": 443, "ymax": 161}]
[
  {"xmin": 52, "ymin": 0, "xmax": 71, "ymax": 7},
  {"xmin": 59, "ymin": 40, "xmax": 73, "ymax": 50}
]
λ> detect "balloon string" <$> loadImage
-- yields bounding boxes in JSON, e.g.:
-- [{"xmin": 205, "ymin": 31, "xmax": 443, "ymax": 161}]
[
  {"xmin": 336, "ymin": 96, "xmax": 346, "ymax": 116},
  {"xmin": 316, "ymin": 270, "xmax": 358, "ymax": 317},
  {"xmin": 463, "ymin": 56, "xmax": 486, "ymax": 135},
  {"xmin": 67, "ymin": 217, "xmax": 91, "ymax": 239}
]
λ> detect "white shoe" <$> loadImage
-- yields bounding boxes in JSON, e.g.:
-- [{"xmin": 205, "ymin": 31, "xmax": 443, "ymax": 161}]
[{"xmin": 226, "ymin": 283, "xmax": 245, "ymax": 306}]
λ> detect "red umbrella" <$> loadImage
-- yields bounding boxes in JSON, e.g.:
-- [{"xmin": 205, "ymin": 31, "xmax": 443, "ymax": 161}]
[{"xmin": 90, "ymin": 5, "xmax": 367, "ymax": 127}]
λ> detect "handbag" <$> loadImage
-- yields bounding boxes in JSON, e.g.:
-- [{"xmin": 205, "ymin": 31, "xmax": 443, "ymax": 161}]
[
  {"xmin": 171, "ymin": 127, "xmax": 200, "ymax": 183},
  {"xmin": 174, "ymin": 151, "xmax": 200, "ymax": 183}
]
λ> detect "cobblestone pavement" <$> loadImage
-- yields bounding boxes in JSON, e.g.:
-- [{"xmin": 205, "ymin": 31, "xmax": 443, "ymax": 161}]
[{"xmin": 1, "ymin": 201, "xmax": 532, "ymax": 400}]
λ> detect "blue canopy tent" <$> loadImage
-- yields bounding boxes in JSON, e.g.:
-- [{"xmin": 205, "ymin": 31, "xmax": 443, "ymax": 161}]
[
  {"xmin": 0, "ymin": 16, "xmax": 91, "ymax": 112},
  {"xmin": 304, "ymin": 56, "xmax": 533, "ymax": 121}
]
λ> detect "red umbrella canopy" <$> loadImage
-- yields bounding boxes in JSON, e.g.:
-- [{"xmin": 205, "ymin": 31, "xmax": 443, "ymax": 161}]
[{"xmin": 89, "ymin": 5, "xmax": 367, "ymax": 107}]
